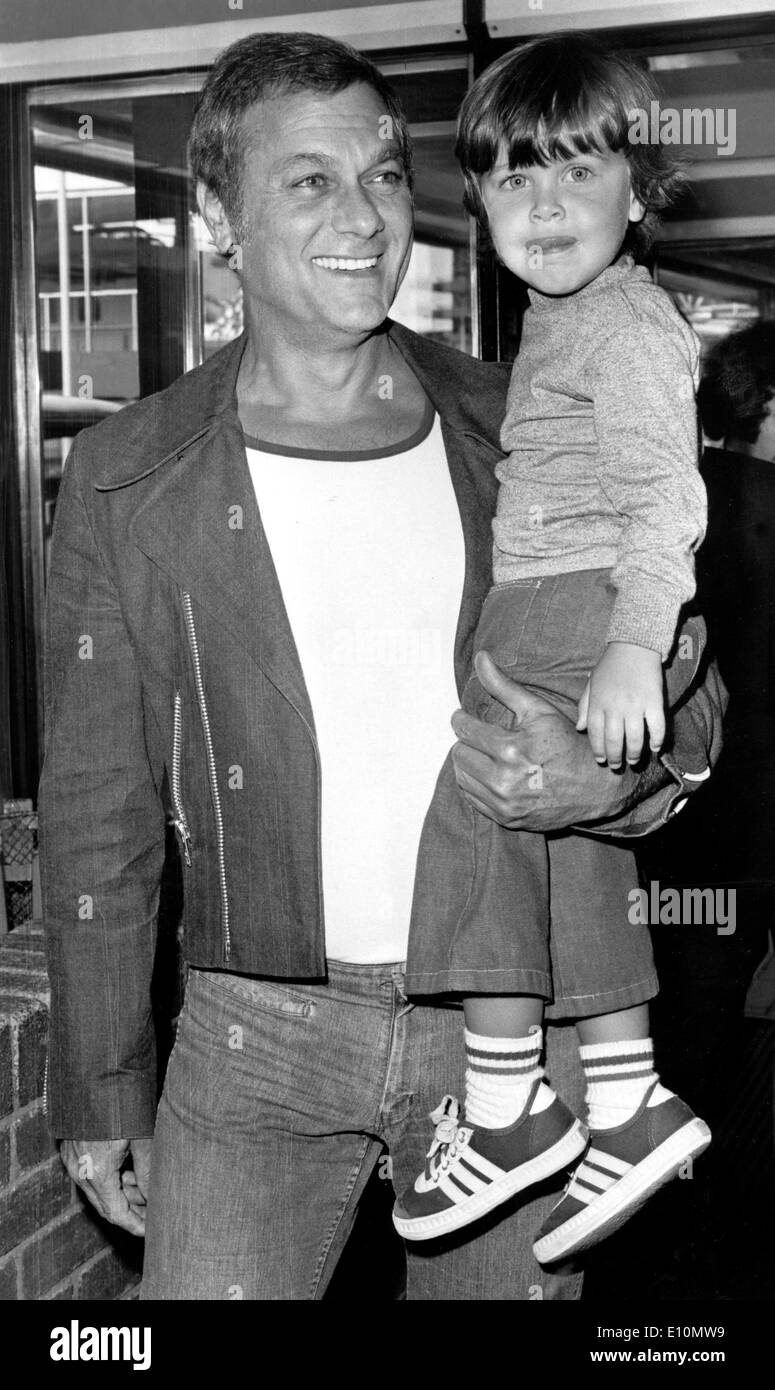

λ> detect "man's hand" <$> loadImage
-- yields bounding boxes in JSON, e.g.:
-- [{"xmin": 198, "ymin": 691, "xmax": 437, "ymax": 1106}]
[
  {"xmin": 450, "ymin": 650, "xmax": 642, "ymax": 832},
  {"xmin": 577, "ymin": 641, "xmax": 665, "ymax": 769},
  {"xmin": 60, "ymin": 1137, "xmax": 152, "ymax": 1237}
]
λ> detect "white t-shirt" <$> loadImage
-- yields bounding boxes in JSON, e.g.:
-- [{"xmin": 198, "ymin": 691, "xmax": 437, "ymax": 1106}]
[{"xmin": 245, "ymin": 407, "xmax": 465, "ymax": 963}]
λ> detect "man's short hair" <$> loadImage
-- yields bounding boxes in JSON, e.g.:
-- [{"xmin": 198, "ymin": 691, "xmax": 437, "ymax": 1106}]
[
  {"xmin": 698, "ymin": 322, "xmax": 775, "ymax": 444},
  {"xmin": 455, "ymin": 31, "xmax": 685, "ymax": 257},
  {"xmin": 189, "ymin": 30, "xmax": 413, "ymax": 238}
]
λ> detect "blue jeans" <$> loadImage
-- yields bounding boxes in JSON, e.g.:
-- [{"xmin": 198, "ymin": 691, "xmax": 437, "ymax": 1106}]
[
  {"xmin": 141, "ymin": 962, "xmax": 585, "ymax": 1300},
  {"xmin": 405, "ymin": 570, "xmax": 657, "ymax": 1013}
]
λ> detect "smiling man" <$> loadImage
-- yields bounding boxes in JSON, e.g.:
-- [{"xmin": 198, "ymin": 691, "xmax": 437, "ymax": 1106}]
[{"xmin": 39, "ymin": 32, "xmax": 724, "ymax": 1301}]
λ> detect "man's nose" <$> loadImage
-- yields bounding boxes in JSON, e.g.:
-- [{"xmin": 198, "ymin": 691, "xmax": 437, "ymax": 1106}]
[{"xmin": 331, "ymin": 182, "xmax": 384, "ymax": 236}]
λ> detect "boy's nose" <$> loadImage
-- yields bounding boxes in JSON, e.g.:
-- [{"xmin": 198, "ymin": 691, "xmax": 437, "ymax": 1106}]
[{"xmin": 530, "ymin": 194, "xmax": 564, "ymax": 222}]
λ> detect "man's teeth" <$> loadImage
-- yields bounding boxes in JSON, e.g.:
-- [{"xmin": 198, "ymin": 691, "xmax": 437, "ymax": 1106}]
[{"xmin": 312, "ymin": 256, "xmax": 378, "ymax": 271}]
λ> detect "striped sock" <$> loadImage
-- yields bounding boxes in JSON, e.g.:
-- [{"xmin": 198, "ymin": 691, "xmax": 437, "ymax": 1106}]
[
  {"xmin": 464, "ymin": 1027, "xmax": 552, "ymax": 1128},
  {"xmin": 580, "ymin": 1038, "xmax": 673, "ymax": 1130}
]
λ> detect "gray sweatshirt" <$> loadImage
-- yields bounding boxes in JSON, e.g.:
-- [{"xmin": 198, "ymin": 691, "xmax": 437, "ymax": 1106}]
[{"xmin": 496, "ymin": 256, "xmax": 706, "ymax": 660}]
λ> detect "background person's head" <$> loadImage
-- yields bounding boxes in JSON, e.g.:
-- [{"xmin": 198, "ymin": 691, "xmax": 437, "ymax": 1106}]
[
  {"xmin": 188, "ymin": 32, "xmax": 415, "ymax": 345},
  {"xmin": 698, "ymin": 321, "xmax": 775, "ymax": 461},
  {"xmin": 455, "ymin": 32, "xmax": 684, "ymax": 291}
]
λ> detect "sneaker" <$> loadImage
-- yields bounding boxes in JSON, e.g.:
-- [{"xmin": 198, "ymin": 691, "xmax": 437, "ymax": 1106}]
[
  {"xmin": 533, "ymin": 1081, "xmax": 712, "ymax": 1265},
  {"xmin": 393, "ymin": 1082, "xmax": 588, "ymax": 1242}
]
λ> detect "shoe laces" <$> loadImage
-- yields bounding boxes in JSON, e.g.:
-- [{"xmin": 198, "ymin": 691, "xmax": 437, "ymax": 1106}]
[{"xmin": 424, "ymin": 1094, "xmax": 464, "ymax": 1182}]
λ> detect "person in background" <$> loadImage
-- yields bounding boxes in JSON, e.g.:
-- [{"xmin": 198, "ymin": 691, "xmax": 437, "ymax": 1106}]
[{"xmin": 631, "ymin": 320, "xmax": 775, "ymax": 1297}]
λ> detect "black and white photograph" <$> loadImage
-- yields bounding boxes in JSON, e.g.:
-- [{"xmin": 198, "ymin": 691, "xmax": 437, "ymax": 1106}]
[{"xmin": 0, "ymin": 0, "xmax": 773, "ymax": 1353}]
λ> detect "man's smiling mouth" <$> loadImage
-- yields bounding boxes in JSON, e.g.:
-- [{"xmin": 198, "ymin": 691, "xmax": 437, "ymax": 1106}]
[{"xmin": 312, "ymin": 256, "xmax": 380, "ymax": 271}]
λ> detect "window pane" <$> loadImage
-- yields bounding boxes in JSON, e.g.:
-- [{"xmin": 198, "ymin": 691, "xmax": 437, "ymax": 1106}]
[{"xmin": 30, "ymin": 62, "xmax": 475, "ymax": 570}]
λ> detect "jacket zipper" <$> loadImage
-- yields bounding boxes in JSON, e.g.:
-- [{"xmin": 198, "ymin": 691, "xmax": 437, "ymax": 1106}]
[
  {"xmin": 43, "ymin": 1052, "xmax": 48, "ymax": 1116},
  {"xmin": 171, "ymin": 690, "xmax": 193, "ymax": 867},
  {"xmin": 181, "ymin": 592, "xmax": 231, "ymax": 960}
]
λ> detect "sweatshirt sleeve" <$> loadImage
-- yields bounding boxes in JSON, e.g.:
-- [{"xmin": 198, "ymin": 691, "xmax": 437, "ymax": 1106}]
[{"xmin": 589, "ymin": 319, "xmax": 707, "ymax": 660}]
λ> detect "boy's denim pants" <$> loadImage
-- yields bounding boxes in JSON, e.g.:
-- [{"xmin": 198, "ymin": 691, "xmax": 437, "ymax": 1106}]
[
  {"xmin": 141, "ymin": 961, "xmax": 585, "ymax": 1300},
  {"xmin": 406, "ymin": 569, "xmax": 658, "ymax": 1011}
]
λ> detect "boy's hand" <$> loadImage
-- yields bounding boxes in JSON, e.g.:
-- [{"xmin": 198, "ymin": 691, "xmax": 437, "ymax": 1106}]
[{"xmin": 577, "ymin": 642, "xmax": 665, "ymax": 769}]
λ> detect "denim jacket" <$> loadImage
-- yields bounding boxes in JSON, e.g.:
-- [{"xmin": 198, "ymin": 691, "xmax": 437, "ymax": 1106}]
[{"xmin": 38, "ymin": 322, "xmax": 725, "ymax": 1137}]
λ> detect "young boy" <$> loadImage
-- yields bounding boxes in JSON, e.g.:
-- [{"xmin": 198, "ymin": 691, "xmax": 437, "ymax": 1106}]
[{"xmin": 393, "ymin": 33, "xmax": 711, "ymax": 1264}]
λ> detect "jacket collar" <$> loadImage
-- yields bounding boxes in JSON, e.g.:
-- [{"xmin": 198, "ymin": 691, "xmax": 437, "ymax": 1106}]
[
  {"xmin": 93, "ymin": 321, "xmax": 508, "ymax": 491},
  {"xmin": 93, "ymin": 324, "xmax": 509, "ymax": 721}
]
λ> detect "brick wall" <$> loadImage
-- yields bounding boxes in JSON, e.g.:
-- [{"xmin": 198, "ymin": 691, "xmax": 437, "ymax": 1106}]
[{"xmin": 0, "ymin": 924, "xmax": 143, "ymax": 1300}]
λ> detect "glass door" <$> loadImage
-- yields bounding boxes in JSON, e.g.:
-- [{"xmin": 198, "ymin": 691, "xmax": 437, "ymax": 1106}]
[
  {"xmin": 28, "ymin": 58, "xmax": 475, "ymax": 579},
  {"xmin": 30, "ymin": 87, "xmax": 200, "ymax": 576}
]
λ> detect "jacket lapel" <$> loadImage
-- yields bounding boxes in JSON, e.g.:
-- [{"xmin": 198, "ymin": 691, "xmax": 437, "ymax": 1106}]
[
  {"xmin": 100, "ymin": 338, "xmax": 315, "ymax": 729},
  {"xmin": 132, "ymin": 418, "xmax": 316, "ymax": 727},
  {"xmin": 98, "ymin": 321, "xmax": 510, "ymax": 715}
]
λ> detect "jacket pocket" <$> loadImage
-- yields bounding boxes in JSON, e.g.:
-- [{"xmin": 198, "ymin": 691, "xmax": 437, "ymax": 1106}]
[{"xmin": 171, "ymin": 689, "xmax": 193, "ymax": 866}]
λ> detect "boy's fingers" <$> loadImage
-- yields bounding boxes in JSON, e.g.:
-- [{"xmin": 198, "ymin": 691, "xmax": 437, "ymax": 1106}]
[
  {"xmin": 646, "ymin": 706, "xmax": 667, "ymax": 753},
  {"xmin": 625, "ymin": 712, "xmax": 645, "ymax": 766},
  {"xmin": 576, "ymin": 680, "xmax": 590, "ymax": 731},
  {"xmin": 604, "ymin": 713, "xmax": 625, "ymax": 769},
  {"xmin": 586, "ymin": 706, "xmax": 607, "ymax": 763}
]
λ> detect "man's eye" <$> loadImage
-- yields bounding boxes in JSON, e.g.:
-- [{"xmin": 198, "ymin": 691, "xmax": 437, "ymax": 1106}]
[
  {"xmin": 372, "ymin": 169, "xmax": 404, "ymax": 187},
  {"xmin": 294, "ymin": 174, "xmax": 327, "ymax": 189}
]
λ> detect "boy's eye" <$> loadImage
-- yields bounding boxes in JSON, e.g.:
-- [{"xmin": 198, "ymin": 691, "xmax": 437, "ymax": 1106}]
[
  {"xmin": 567, "ymin": 167, "xmax": 591, "ymax": 182},
  {"xmin": 505, "ymin": 173, "xmax": 528, "ymax": 190}
]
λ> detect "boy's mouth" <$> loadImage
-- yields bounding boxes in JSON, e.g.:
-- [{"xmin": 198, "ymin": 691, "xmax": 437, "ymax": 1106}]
[{"xmin": 527, "ymin": 236, "xmax": 577, "ymax": 256}]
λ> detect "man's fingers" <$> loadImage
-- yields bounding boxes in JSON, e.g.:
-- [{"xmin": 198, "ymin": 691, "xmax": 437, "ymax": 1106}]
[
  {"xmin": 121, "ymin": 1168, "xmax": 147, "ymax": 1212},
  {"xmin": 451, "ymin": 708, "xmax": 505, "ymax": 759},
  {"xmin": 473, "ymin": 650, "xmax": 542, "ymax": 720},
  {"xmin": 130, "ymin": 1137, "xmax": 153, "ymax": 1204},
  {"xmin": 451, "ymin": 735, "xmax": 522, "ymax": 792},
  {"xmin": 59, "ymin": 1139, "xmax": 145, "ymax": 1237},
  {"xmin": 82, "ymin": 1169, "xmax": 145, "ymax": 1236}
]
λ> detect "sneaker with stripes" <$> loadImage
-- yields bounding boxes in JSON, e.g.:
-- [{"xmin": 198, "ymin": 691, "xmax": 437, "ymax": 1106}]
[
  {"xmin": 532, "ymin": 1080, "xmax": 712, "ymax": 1265},
  {"xmin": 393, "ymin": 1081, "xmax": 588, "ymax": 1241}
]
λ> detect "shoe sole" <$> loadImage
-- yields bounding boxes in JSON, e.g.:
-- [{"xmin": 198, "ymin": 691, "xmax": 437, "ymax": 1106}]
[
  {"xmin": 393, "ymin": 1119, "xmax": 589, "ymax": 1242},
  {"xmin": 533, "ymin": 1117, "xmax": 712, "ymax": 1265}
]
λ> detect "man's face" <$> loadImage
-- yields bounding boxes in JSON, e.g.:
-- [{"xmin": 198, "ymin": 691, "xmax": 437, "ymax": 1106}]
[
  {"xmin": 480, "ymin": 144, "xmax": 644, "ymax": 296},
  {"xmin": 218, "ymin": 84, "xmax": 414, "ymax": 344}
]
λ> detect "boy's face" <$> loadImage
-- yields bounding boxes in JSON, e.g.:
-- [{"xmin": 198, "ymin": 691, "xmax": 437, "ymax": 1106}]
[{"xmin": 479, "ymin": 144, "xmax": 645, "ymax": 296}]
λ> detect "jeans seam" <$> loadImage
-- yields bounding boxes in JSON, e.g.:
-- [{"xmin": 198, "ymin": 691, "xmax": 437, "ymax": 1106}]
[
  {"xmin": 197, "ymin": 968, "xmax": 314, "ymax": 1017},
  {"xmin": 162, "ymin": 970, "xmax": 196, "ymax": 1079},
  {"xmin": 555, "ymin": 971, "xmax": 658, "ymax": 1003},
  {"xmin": 443, "ymin": 794, "xmax": 482, "ymax": 974},
  {"xmin": 476, "ymin": 581, "xmax": 541, "ymax": 672},
  {"xmin": 308, "ymin": 1136, "xmax": 374, "ymax": 1300}
]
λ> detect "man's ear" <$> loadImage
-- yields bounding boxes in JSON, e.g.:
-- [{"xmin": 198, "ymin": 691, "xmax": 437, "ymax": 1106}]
[{"xmin": 196, "ymin": 181, "xmax": 237, "ymax": 255}]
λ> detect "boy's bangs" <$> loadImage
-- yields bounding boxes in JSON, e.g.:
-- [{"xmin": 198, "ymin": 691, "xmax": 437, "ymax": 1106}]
[{"xmin": 479, "ymin": 81, "xmax": 630, "ymax": 173}]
